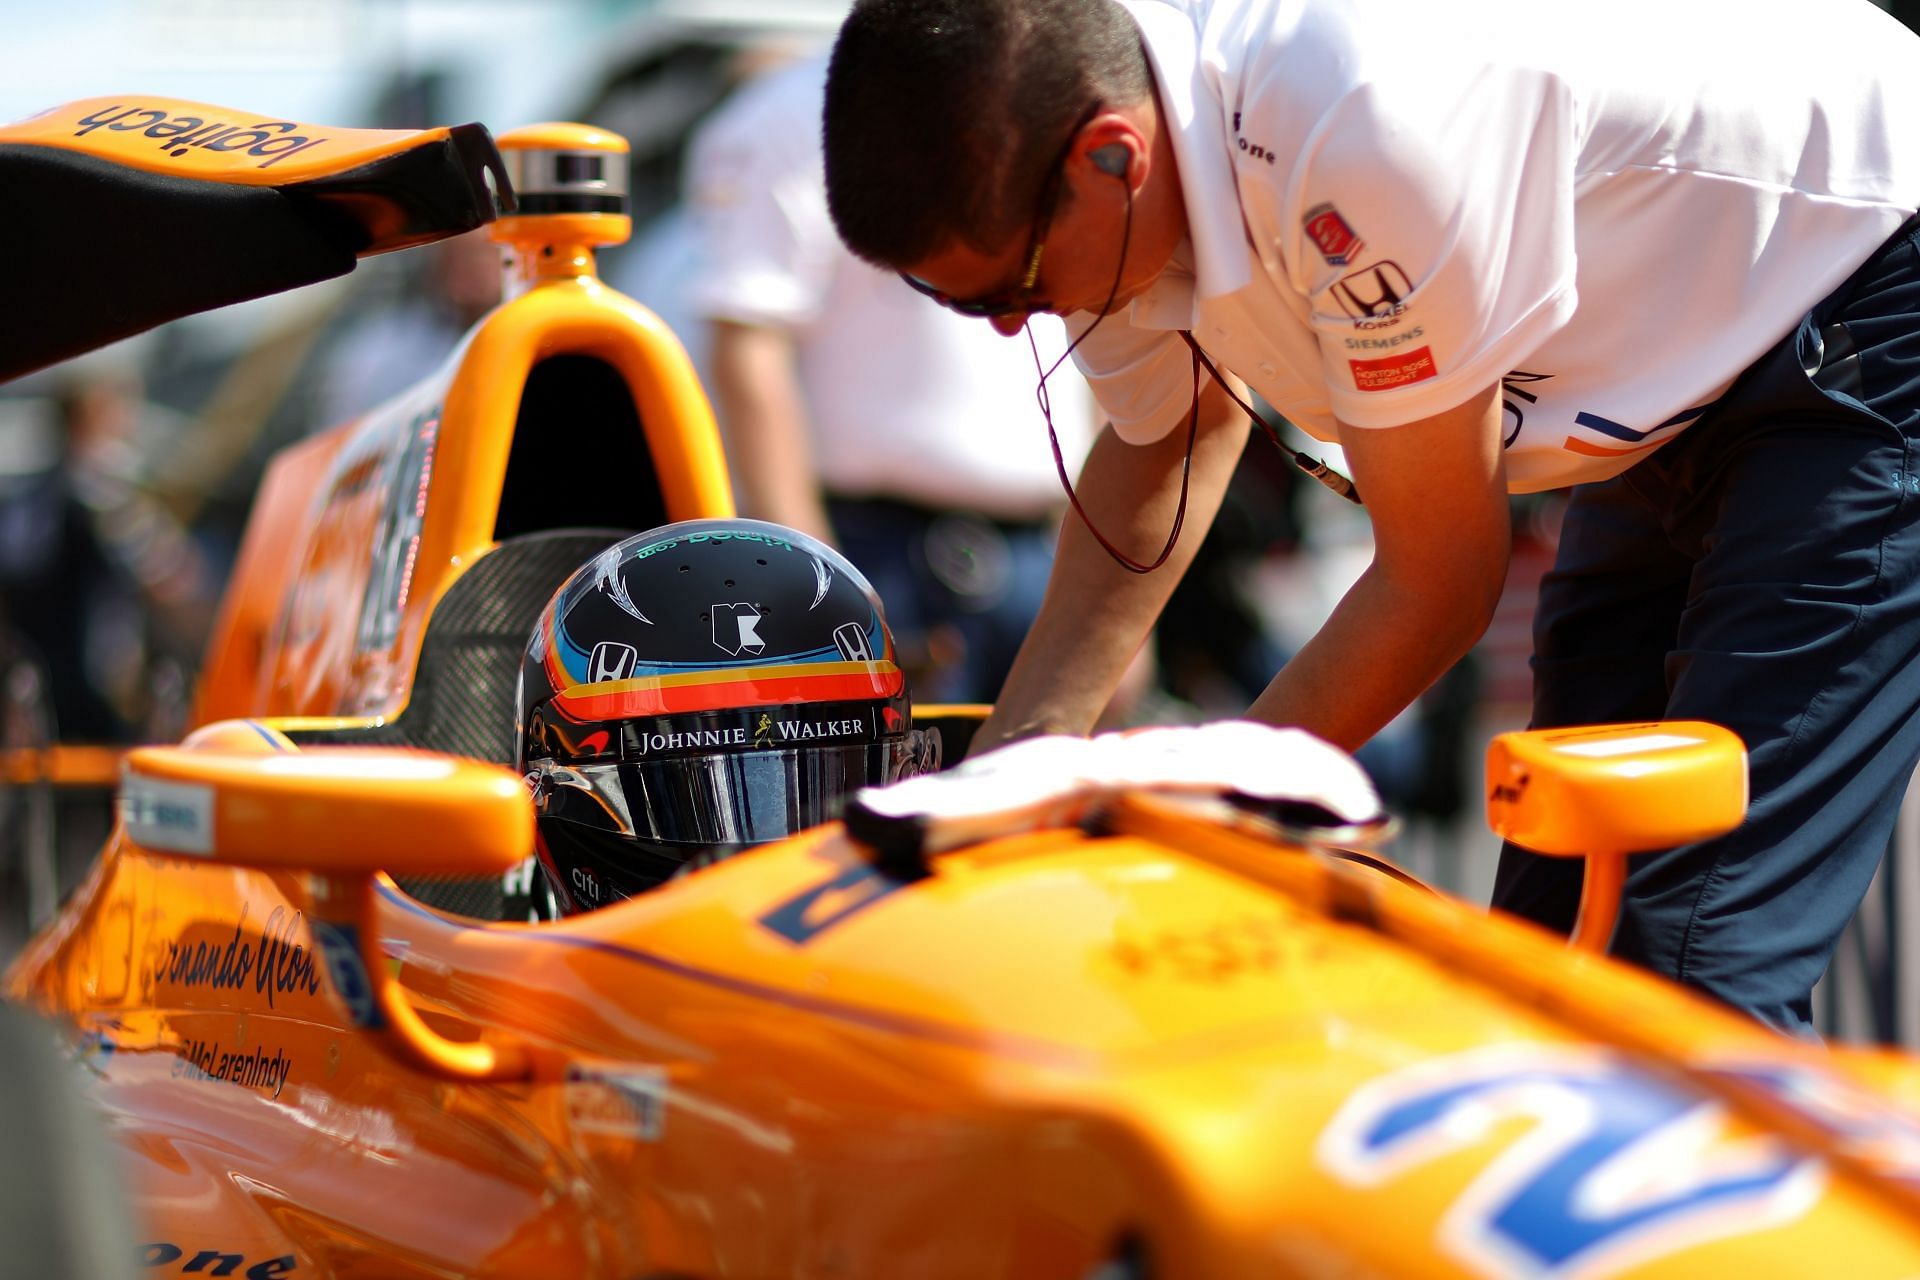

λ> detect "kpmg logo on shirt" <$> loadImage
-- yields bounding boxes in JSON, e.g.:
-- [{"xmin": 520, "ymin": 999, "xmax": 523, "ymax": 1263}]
[
  {"xmin": 1304, "ymin": 203, "xmax": 1366, "ymax": 267},
  {"xmin": 1333, "ymin": 261, "xmax": 1413, "ymax": 323}
]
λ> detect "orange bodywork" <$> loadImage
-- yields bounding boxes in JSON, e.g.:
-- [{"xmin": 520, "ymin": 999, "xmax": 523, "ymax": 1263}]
[
  {"xmin": 1, "ymin": 744, "xmax": 125, "ymax": 787},
  {"xmin": 12, "ymin": 114, "xmax": 1920, "ymax": 1280},
  {"xmin": 19, "ymin": 768, "xmax": 1920, "ymax": 1277}
]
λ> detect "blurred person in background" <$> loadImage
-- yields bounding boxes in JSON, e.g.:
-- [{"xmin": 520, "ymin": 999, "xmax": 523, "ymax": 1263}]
[
  {"xmin": 3, "ymin": 354, "xmax": 206, "ymax": 957},
  {"xmin": 0, "ymin": 350, "xmax": 210, "ymax": 745},
  {"xmin": 686, "ymin": 51, "xmax": 1099, "ymax": 705},
  {"xmin": 310, "ymin": 228, "xmax": 503, "ymax": 430}
]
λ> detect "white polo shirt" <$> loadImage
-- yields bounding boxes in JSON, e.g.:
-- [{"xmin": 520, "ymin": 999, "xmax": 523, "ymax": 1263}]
[
  {"xmin": 1079, "ymin": 0, "xmax": 1920, "ymax": 492},
  {"xmin": 688, "ymin": 54, "xmax": 1095, "ymax": 519}
]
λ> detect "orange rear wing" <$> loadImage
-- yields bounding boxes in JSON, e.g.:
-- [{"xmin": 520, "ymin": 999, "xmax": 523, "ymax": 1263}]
[{"xmin": 0, "ymin": 96, "xmax": 511, "ymax": 381}]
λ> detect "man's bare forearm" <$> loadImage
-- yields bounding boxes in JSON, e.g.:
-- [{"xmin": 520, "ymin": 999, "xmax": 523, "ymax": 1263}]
[
  {"xmin": 976, "ymin": 384, "xmax": 1250, "ymax": 749},
  {"xmin": 1248, "ymin": 386, "xmax": 1511, "ymax": 751},
  {"xmin": 1245, "ymin": 552, "xmax": 1503, "ymax": 751}
]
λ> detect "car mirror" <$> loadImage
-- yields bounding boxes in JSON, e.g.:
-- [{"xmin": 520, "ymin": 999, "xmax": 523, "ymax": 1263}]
[
  {"xmin": 119, "ymin": 734, "xmax": 536, "ymax": 1082},
  {"xmin": 1486, "ymin": 721, "xmax": 1747, "ymax": 952},
  {"xmin": 120, "ymin": 741, "xmax": 532, "ymax": 877}
]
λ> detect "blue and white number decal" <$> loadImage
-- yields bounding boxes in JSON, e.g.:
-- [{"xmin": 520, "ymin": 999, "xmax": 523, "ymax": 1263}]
[
  {"xmin": 1705, "ymin": 1061, "xmax": 1920, "ymax": 1189},
  {"xmin": 1317, "ymin": 1046, "xmax": 1824, "ymax": 1278}
]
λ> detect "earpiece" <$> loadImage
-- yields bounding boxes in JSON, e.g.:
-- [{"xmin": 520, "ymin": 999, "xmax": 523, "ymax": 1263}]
[{"xmin": 1090, "ymin": 143, "xmax": 1129, "ymax": 178}]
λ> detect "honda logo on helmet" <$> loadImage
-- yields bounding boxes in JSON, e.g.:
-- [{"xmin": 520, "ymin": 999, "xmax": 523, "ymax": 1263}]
[
  {"xmin": 833, "ymin": 622, "xmax": 872, "ymax": 662},
  {"xmin": 589, "ymin": 641, "xmax": 638, "ymax": 683},
  {"xmin": 711, "ymin": 603, "xmax": 766, "ymax": 656}
]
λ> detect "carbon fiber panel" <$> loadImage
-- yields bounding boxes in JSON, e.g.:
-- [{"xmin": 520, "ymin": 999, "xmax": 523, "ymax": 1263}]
[{"xmin": 291, "ymin": 530, "xmax": 626, "ymax": 919}]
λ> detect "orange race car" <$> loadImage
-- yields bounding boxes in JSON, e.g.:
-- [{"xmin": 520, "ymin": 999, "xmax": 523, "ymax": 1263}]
[{"xmin": 8, "ymin": 98, "xmax": 1920, "ymax": 1279}]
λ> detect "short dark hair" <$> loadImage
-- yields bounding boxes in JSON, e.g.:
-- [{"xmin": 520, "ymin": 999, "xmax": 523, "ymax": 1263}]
[{"xmin": 823, "ymin": 0, "xmax": 1151, "ymax": 269}]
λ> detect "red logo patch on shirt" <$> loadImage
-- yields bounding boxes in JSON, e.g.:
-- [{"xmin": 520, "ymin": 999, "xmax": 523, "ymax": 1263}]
[
  {"xmin": 1349, "ymin": 346, "xmax": 1438, "ymax": 391},
  {"xmin": 1304, "ymin": 203, "xmax": 1365, "ymax": 266}
]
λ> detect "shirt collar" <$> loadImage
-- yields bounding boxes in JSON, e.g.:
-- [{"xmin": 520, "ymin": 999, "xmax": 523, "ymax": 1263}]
[{"xmin": 1119, "ymin": 0, "xmax": 1253, "ymax": 305}]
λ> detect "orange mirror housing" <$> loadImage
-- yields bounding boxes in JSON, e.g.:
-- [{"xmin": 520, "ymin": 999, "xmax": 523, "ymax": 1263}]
[
  {"xmin": 120, "ymin": 739, "xmax": 532, "ymax": 877},
  {"xmin": 1486, "ymin": 721, "xmax": 1748, "ymax": 951}
]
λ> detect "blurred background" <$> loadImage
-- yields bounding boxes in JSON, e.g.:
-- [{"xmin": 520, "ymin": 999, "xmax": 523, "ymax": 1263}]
[
  {"xmin": 0, "ymin": 0, "xmax": 856, "ymax": 959},
  {"xmin": 4, "ymin": 0, "xmax": 1920, "ymax": 1044}
]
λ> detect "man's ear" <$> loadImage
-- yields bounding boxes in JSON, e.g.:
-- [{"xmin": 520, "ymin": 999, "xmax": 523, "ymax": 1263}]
[{"xmin": 1075, "ymin": 110, "xmax": 1148, "ymax": 187}]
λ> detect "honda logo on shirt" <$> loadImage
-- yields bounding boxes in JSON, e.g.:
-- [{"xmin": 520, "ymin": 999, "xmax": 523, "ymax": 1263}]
[
  {"xmin": 589, "ymin": 641, "xmax": 638, "ymax": 683},
  {"xmin": 833, "ymin": 622, "xmax": 872, "ymax": 662},
  {"xmin": 1333, "ymin": 261, "xmax": 1413, "ymax": 319},
  {"xmin": 712, "ymin": 603, "xmax": 766, "ymax": 656}
]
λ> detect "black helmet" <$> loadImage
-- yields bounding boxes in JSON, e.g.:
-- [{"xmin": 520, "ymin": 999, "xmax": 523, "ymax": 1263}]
[{"xmin": 516, "ymin": 518, "xmax": 936, "ymax": 913}]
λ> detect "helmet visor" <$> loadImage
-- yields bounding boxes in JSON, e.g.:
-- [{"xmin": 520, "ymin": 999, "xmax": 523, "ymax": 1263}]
[{"xmin": 537, "ymin": 739, "xmax": 922, "ymax": 847}]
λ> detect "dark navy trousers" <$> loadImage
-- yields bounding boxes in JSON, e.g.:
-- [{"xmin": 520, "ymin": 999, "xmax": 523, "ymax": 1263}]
[{"xmin": 1491, "ymin": 216, "xmax": 1920, "ymax": 1034}]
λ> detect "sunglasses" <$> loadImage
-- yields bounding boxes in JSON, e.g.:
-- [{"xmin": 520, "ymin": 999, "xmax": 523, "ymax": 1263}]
[{"xmin": 900, "ymin": 102, "xmax": 1102, "ymax": 319}]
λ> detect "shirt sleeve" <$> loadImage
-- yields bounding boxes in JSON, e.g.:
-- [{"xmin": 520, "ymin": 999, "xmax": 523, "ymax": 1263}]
[
  {"xmin": 1067, "ymin": 316, "xmax": 1198, "ymax": 444},
  {"xmin": 1264, "ymin": 61, "xmax": 1579, "ymax": 428},
  {"xmin": 683, "ymin": 60, "xmax": 838, "ymax": 329}
]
